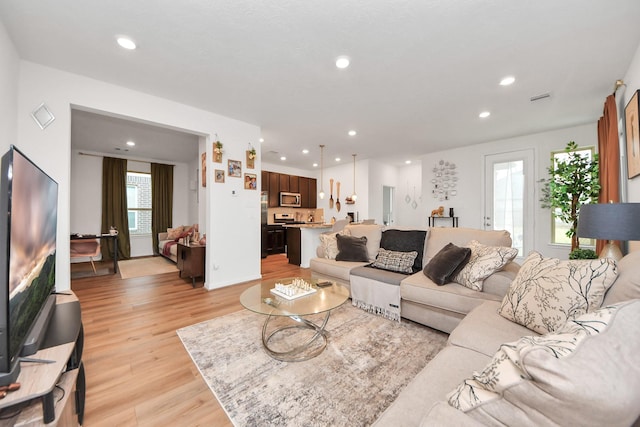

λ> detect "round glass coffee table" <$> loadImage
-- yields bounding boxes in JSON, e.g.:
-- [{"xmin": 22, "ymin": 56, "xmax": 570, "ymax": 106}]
[{"xmin": 240, "ymin": 277, "xmax": 349, "ymax": 362}]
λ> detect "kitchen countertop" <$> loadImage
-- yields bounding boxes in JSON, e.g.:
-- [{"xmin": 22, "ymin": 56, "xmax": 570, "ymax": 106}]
[{"xmin": 281, "ymin": 223, "xmax": 332, "ymax": 229}]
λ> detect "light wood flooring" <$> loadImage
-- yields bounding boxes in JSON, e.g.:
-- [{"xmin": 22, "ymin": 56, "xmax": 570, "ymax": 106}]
[{"xmin": 72, "ymin": 254, "xmax": 307, "ymax": 426}]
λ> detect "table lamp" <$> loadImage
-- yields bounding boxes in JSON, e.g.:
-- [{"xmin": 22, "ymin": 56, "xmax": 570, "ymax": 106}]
[{"xmin": 576, "ymin": 203, "xmax": 640, "ymax": 260}]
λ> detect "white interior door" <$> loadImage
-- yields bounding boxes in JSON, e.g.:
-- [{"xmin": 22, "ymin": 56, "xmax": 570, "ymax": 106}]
[{"xmin": 484, "ymin": 149, "xmax": 534, "ymax": 258}]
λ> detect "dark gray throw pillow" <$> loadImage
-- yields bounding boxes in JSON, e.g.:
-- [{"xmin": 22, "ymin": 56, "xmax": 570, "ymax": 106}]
[
  {"xmin": 335, "ymin": 234, "xmax": 369, "ymax": 262},
  {"xmin": 423, "ymin": 242, "xmax": 472, "ymax": 285},
  {"xmin": 379, "ymin": 229, "xmax": 427, "ymax": 273}
]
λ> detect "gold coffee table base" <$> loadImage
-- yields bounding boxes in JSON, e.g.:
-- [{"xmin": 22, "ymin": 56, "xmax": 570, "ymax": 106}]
[{"xmin": 261, "ymin": 312, "xmax": 331, "ymax": 362}]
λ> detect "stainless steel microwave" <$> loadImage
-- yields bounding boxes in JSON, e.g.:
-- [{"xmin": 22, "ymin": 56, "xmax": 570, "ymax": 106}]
[{"xmin": 280, "ymin": 192, "xmax": 301, "ymax": 207}]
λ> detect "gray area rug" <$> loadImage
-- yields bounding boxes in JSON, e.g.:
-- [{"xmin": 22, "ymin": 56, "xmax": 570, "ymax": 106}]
[{"xmin": 177, "ymin": 303, "xmax": 448, "ymax": 426}]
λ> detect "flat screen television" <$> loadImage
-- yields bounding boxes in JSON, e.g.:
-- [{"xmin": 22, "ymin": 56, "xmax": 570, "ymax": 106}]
[{"xmin": 0, "ymin": 145, "xmax": 58, "ymax": 386}]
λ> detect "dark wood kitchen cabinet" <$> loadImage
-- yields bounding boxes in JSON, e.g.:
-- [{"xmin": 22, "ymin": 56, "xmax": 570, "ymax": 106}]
[
  {"xmin": 289, "ymin": 175, "xmax": 299, "ymax": 192},
  {"xmin": 279, "ymin": 174, "xmax": 290, "ymax": 192},
  {"xmin": 267, "ymin": 225, "xmax": 286, "ymax": 254},
  {"xmin": 268, "ymin": 172, "xmax": 280, "ymax": 207},
  {"xmin": 286, "ymin": 226, "xmax": 301, "ymax": 265},
  {"xmin": 263, "ymin": 171, "xmax": 317, "ymax": 208}
]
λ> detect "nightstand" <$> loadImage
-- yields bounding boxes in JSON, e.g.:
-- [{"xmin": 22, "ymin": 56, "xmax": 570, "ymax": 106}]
[{"xmin": 177, "ymin": 243, "xmax": 205, "ymax": 287}]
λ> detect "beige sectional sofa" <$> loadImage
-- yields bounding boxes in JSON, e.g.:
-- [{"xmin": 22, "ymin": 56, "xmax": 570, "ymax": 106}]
[
  {"xmin": 309, "ymin": 225, "xmax": 640, "ymax": 425},
  {"xmin": 311, "ymin": 225, "xmax": 520, "ymax": 333}
]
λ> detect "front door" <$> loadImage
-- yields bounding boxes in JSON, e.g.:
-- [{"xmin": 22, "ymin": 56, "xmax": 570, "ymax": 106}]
[{"xmin": 484, "ymin": 149, "xmax": 534, "ymax": 258}]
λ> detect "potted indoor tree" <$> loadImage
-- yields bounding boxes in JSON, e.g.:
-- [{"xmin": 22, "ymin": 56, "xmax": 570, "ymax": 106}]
[{"xmin": 540, "ymin": 141, "xmax": 600, "ymax": 255}]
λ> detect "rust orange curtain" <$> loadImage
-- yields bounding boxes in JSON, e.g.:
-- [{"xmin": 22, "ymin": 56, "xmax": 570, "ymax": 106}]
[{"xmin": 596, "ymin": 94, "xmax": 620, "ymax": 254}]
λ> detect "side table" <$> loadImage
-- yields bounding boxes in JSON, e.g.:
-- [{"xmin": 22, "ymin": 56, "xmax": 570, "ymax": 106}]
[
  {"xmin": 428, "ymin": 216, "xmax": 459, "ymax": 227},
  {"xmin": 177, "ymin": 243, "xmax": 205, "ymax": 287}
]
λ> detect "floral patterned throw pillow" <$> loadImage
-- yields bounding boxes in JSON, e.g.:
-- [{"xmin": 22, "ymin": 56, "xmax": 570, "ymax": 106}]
[
  {"xmin": 499, "ymin": 251, "xmax": 618, "ymax": 334},
  {"xmin": 451, "ymin": 240, "xmax": 518, "ymax": 291}
]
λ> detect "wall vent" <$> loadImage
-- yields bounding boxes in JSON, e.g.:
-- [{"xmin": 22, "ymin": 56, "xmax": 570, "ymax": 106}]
[{"xmin": 530, "ymin": 93, "xmax": 551, "ymax": 102}]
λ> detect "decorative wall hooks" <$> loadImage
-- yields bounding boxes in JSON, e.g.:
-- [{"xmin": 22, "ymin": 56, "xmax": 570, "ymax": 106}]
[{"xmin": 432, "ymin": 160, "xmax": 457, "ymax": 201}]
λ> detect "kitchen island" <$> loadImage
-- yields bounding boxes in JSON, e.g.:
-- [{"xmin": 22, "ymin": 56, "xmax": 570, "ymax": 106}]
[{"xmin": 284, "ymin": 223, "xmax": 332, "ymax": 267}]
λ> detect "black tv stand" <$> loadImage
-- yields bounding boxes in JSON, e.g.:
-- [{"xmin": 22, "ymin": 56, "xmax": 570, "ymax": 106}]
[{"xmin": 0, "ymin": 292, "xmax": 84, "ymax": 426}]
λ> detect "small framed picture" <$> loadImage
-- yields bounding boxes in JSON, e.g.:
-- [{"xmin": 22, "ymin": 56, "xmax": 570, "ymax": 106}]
[
  {"xmin": 215, "ymin": 169, "xmax": 225, "ymax": 183},
  {"xmin": 201, "ymin": 153, "xmax": 207, "ymax": 187},
  {"xmin": 228, "ymin": 159, "xmax": 242, "ymax": 178},
  {"xmin": 625, "ymin": 90, "xmax": 640, "ymax": 179},
  {"xmin": 244, "ymin": 173, "xmax": 257, "ymax": 189}
]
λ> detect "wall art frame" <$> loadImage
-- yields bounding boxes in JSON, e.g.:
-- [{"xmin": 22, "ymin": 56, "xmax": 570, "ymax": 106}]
[
  {"xmin": 625, "ymin": 89, "xmax": 640, "ymax": 179},
  {"xmin": 215, "ymin": 169, "xmax": 225, "ymax": 183},
  {"xmin": 244, "ymin": 173, "xmax": 257, "ymax": 189},
  {"xmin": 228, "ymin": 159, "xmax": 242, "ymax": 178}
]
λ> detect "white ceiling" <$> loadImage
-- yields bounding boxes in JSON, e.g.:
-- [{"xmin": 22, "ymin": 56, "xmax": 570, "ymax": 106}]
[{"xmin": 3, "ymin": 0, "xmax": 640, "ymax": 169}]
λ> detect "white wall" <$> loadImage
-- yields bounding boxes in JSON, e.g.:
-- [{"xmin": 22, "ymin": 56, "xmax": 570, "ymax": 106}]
[
  {"xmin": 419, "ymin": 123, "xmax": 598, "ymax": 259},
  {"xmin": 620, "ymin": 41, "xmax": 640, "ymax": 203},
  {"xmin": 394, "ymin": 163, "xmax": 423, "ymax": 228},
  {"xmin": 17, "ymin": 61, "xmax": 261, "ymax": 291},
  {"xmin": 318, "ymin": 160, "xmax": 369, "ymax": 223},
  {"xmin": 0, "ymin": 20, "xmax": 18, "ymax": 153},
  {"xmin": 262, "ymin": 162, "xmax": 315, "ymax": 178}
]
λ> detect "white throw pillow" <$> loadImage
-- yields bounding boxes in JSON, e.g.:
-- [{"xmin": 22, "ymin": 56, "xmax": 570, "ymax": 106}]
[
  {"xmin": 499, "ymin": 251, "xmax": 618, "ymax": 334},
  {"xmin": 451, "ymin": 240, "xmax": 518, "ymax": 291},
  {"xmin": 447, "ymin": 300, "xmax": 640, "ymax": 427},
  {"xmin": 318, "ymin": 229, "xmax": 350, "ymax": 260}
]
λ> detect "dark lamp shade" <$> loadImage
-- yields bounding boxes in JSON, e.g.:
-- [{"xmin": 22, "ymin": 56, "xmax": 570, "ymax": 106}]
[{"xmin": 577, "ymin": 203, "xmax": 640, "ymax": 241}]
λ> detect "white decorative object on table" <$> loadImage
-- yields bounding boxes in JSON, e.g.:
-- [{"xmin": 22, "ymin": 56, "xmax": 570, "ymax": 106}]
[{"xmin": 271, "ymin": 278, "xmax": 317, "ymax": 300}]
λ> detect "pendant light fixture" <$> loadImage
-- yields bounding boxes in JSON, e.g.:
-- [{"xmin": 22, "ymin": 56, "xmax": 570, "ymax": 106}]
[
  {"xmin": 318, "ymin": 145, "xmax": 325, "ymax": 199},
  {"xmin": 351, "ymin": 154, "xmax": 357, "ymax": 201}
]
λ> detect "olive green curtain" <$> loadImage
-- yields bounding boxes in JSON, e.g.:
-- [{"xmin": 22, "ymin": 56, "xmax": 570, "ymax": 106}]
[
  {"xmin": 596, "ymin": 94, "xmax": 620, "ymax": 254},
  {"xmin": 151, "ymin": 163, "xmax": 174, "ymax": 255},
  {"xmin": 101, "ymin": 157, "xmax": 131, "ymax": 260}
]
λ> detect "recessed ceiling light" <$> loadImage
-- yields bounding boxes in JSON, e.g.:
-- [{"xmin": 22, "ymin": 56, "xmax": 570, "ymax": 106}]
[
  {"xmin": 335, "ymin": 157, "xmax": 341, "ymax": 162},
  {"xmin": 117, "ymin": 37, "xmax": 136, "ymax": 50},
  {"xmin": 313, "ymin": 163, "xmax": 318, "ymax": 167},
  {"xmin": 335, "ymin": 56, "xmax": 350, "ymax": 69},
  {"xmin": 280, "ymin": 156, "xmax": 286, "ymax": 161},
  {"xmin": 405, "ymin": 160, "xmax": 412, "ymax": 164},
  {"xmin": 348, "ymin": 130, "xmax": 357, "ymax": 136},
  {"xmin": 479, "ymin": 111, "xmax": 491, "ymax": 118},
  {"xmin": 302, "ymin": 149, "xmax": 309, "ymax": 154},
  {"xmin": 500, "ymin": 76, "xmax": 515, "ymax": 86},
  {"xmin": 126, "ymin": 141, "xmax": 135, "ymax": 146},
  {"xmin": 259, "ymin": 138, "xmax": 264, "ymax": 143}
]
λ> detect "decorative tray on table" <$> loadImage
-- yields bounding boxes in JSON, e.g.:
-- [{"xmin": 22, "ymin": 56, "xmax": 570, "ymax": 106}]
[{"xmin": 270, "ymin": 278, "xmax": 317, "ymax": 300}]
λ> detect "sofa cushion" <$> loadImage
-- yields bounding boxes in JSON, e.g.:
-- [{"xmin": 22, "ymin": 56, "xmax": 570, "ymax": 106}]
[
  {"xmin": 401, "ymin": 273, "xmax": 503, "ymax": 317},
  {"xmin": 603, "ymin": 250, "xmax": 640, "ymax": 305},
  {"xmin": 371, "ymin": 248, "xmax": 418, "ymax": 274},
  {"xmin": 499, "ymin": 251, "xmax": 618, "ymax": 334},
  {"xmin": 424, "ymin": 227, "xmax": 512, "ymax": 265},
  {"xmin": 423, "ymin": 243, "xmax": 472, "ymax": 286},
  {"xmin": 447, "ymin": 300, "xmax": 640, "ymax": 427},
  {"xmin": 482, "ymin": 262, "xmax": 520, "ymax": 297},
  {"xmin": 448, "ymin": 301, "xmax": 538, "ymax": 357},
  {"xmin": 379, "ymin": 229, "xmax": 427, "ymax": 273},
  {"xmin": 345, "ymin": 224, "xmax": 383, "ymax": 261},
  {"xmin": 373, "ymin": 345, "xmax": 491, "ymax": 427},
  {"xmin": 309, "ymin": 257, "xmax": 369, "ymax": 283},
  {"xmin": 451, "ymin": 241, "xmax": 517, "ymax": 291},
  {"xmin": 351, "ymin": 265, "xmax": 406, "ymax": 286},
  {"xmin": 335, "ymin": 234, "xmax": 370, "ymax": 262}
]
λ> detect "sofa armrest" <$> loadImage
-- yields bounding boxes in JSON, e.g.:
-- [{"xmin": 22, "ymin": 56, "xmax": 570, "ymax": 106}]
[{"xmin": 420, "ymin": 402, "xmax": 484, "ymax": 427}]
